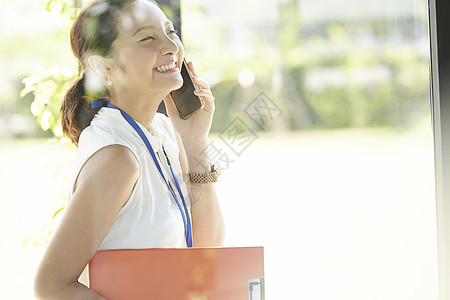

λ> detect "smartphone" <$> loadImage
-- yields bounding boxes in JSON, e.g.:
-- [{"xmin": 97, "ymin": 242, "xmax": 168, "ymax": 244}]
[{"xmin": 170, "ymin": 58, "xmax": 205, "ymax": 119}]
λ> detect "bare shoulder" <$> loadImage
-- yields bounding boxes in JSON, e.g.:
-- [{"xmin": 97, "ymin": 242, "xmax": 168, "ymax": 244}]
[
  {"xmin": 75, "ymin": 144, "xmax": 140, "ymax": 195},
  {"xmin": 86, "ymin": 144, "xmax": 140, "ymax": 173}
]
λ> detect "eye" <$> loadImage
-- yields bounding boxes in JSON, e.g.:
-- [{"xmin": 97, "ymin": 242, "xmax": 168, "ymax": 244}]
[
  {"xmin": 168, "ymin": 29, "xmax": 178, "ymax": 35},
  {"xmin": 139, "ymin": 35, "xmax": 154, "ymax": 42}
]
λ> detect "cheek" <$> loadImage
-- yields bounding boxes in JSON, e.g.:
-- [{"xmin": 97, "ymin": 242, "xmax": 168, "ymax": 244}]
[
  {"xmin": 119, "ymin": 46, "xmax": 157, "ymax": 75},
  {"xmin": 177, "ymin": 42, "xmax": 185, "ymax": 58},
  {"xmin": 177, "ymin": 40, "xmax": 185, "ymax": 53}
]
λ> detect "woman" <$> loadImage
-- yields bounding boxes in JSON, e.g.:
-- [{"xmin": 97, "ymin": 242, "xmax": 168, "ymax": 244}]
[{"xmin": 34, "ymin": 0, "xmax": 225, "ymax": 298}]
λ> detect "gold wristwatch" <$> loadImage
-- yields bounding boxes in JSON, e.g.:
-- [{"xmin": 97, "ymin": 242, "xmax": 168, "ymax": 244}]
[{"xmin": 187, "ymin": 164, "xmax": 219, "ymax": 184}]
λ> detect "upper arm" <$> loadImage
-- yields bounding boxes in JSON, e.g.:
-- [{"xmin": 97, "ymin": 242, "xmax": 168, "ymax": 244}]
[{"xmin": 35, "ymin": 144, "xmax": 140, "ymax": 295}]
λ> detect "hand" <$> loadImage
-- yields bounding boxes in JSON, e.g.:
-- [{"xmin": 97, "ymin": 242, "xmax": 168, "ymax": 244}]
[{"xmin": 163, "ymin": 60, "xmax": 215, "ymax": 143}]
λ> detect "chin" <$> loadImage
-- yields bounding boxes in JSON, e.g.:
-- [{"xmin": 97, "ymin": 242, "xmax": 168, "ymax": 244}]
[
  {"xmin": 153, "ymin": 74, "xmax": 183, "ymax": 92},
  {"xmin": 165, "ymin": 75, "xmax": 183, "ymax": 91},
  {"xmin": 173, "ymin": 79, "xmax": 183, "ymax": 90}
]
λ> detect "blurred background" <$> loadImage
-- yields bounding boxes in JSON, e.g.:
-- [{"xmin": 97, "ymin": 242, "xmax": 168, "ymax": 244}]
[{"xmin": 0, "ymin": 0, "xmax": 437, "ymax": 299}]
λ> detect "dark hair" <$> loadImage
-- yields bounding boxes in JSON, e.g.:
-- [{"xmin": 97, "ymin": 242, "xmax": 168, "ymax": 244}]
[{"xmin": 61, "ymin": 0, "xmax": 158, "ymax": 146}]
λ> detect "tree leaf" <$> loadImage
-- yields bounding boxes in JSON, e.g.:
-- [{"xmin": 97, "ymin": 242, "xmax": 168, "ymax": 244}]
[{"xmin": 52, "ymin": 206, "xmax": 66, "ymax": 220}]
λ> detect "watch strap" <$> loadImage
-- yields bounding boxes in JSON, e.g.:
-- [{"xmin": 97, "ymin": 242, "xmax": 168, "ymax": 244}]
[{"xmin": 188, "ymin": 164, "xmax": 219, "ymax": 184}]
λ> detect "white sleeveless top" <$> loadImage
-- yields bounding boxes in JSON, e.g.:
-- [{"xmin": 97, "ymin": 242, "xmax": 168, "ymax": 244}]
[{"xmin": 68, "ymin": 107, "xmax": 190, "ymax": 249}]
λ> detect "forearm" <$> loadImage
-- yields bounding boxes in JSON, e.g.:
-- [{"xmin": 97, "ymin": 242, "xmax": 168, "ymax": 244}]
[
  {"xmin": 189, "ymin": 181, "xmax": 225, "ymax": 246},
  {"xmin": 184, "ymin": 139, "xmax": 225, "ymax": 247},
  {"xmin": 35, "ymin": 281, "xmax": 105, "ymax": 300}
]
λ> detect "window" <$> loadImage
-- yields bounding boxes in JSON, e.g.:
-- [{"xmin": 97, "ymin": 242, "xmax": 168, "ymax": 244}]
[{"xmin": 182, "ymin": 0, "xmax": 438, "ymax": 298}]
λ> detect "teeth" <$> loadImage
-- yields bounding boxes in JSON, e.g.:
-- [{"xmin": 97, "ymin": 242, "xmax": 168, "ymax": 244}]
[{"xmin": 156, "ymin": 62, "xmax": 176, "ymax": 72}]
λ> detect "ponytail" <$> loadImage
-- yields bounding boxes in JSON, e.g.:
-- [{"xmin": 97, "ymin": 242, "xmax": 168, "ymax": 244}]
[
  {"xmin": 61, "ymin": 0, "xmax": 124, "ymax": 146},
  {"xmin": 61, "ymin": 74, "xmax": 107, "ymax": 146}
]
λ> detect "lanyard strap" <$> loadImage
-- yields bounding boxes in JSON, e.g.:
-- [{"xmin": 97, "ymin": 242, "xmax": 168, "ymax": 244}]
[{"xmin": 91, "ymin": 101, "xmax": 193, "ymax": 247}]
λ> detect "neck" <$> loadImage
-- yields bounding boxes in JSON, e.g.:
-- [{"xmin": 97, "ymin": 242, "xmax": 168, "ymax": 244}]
[{"xmin": 109, "ymin": 87, "xmax": 167, "ymax": 131}]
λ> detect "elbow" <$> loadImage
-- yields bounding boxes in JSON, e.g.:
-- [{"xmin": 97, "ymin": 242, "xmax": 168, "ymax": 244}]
[
  {"xmin": 34, "ymin": 271, "xmax": 53, "ymax": 300},
  {"xmin": 214, "ymin": 218, "xmax": 226, "ymax": 246},
  {"xmin": 34, "ymin": 275, "xmax": 48, "ymax": 300},
  {"xmin": 207, "ymin": 215, "xmax": 226, "ymax": 246},
  {"xmin": 194, "ymin": 223, "xmax": 226, "ymax": 247},
  {"xmin": 34, "ymin": 268, "xmax": 64, "ymax": 300},
  {"xmin": 212, "ymin": 223, "xmax": 226, "ymax": 246}
]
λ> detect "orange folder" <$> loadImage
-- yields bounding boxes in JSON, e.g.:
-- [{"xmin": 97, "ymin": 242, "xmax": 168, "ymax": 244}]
[{"xmin": 89, "ymin": 246, "xmax": 265, "ymax": 300}]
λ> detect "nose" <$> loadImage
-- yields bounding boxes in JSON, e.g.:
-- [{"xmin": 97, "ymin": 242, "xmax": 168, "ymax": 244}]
[{"xmin": 160, "ymin": 34, "xmax": 179, "ymax": 55}]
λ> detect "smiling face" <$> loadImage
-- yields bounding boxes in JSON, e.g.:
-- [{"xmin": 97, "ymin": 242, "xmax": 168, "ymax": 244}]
[{"xmin": 109, "ymin": 0, "xmax": 184, "ymax": 97}]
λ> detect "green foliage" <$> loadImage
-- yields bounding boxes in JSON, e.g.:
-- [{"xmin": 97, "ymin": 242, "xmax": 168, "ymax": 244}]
[
  {"xmin": 23, "ymin": 206, "xmax": 67, "ymax": 248},
  {"xmin": 44, "ymin": 0, "xmax": 80, "ymax": 28},
  {"xmin": 21, "ymin": 67, "xmax": 77, "ymax": 137},
  {"xmin": 20, "ymin": 0, "xmax": 79, "ymax": 248},
  {"xmin": 300, "ymin": 41, "xmax": 429, "ymax": 130}
]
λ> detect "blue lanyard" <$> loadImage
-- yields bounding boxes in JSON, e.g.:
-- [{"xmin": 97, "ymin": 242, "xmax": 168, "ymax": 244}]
[{"xmin": 91, "ymin": 101, "xmax": 193, "ymax": 247}]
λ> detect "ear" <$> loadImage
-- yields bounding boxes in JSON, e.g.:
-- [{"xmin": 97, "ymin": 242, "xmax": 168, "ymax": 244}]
[{"xmin": 87, "ymin": 55, "xmax": 111, "ymax": 76}]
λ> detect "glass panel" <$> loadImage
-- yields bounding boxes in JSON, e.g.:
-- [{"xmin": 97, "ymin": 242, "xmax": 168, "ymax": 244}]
[{"xmin": 183, "ymin": 0, "xmax": 437, "ymax": 298}]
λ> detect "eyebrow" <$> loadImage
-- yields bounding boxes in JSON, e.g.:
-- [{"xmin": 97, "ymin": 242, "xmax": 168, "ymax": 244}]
[{"xmin": 132, "ymin": 20, "xmax": 174, "ymax": 36}]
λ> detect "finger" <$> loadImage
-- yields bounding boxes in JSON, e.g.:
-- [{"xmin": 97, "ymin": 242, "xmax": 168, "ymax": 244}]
[
  {"xmin": 191, "ymin": 76, "xmax": 210, "ymax": 90},
  {"xmin": 194, "ymin": 89, "xmax": 215, "ymax": 103},
  {"xmin": 187, "ymin": 61, "xmax": 199, "ymax": 78},
  {"xmin": 193, "ymin": 89, "xmax": 213, "ymax": 96}
]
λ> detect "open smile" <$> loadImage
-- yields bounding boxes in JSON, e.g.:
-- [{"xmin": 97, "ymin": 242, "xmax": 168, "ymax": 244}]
[{"xmin": 154, "ymin": 61, "xmax": 178, "ymax": 73}]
